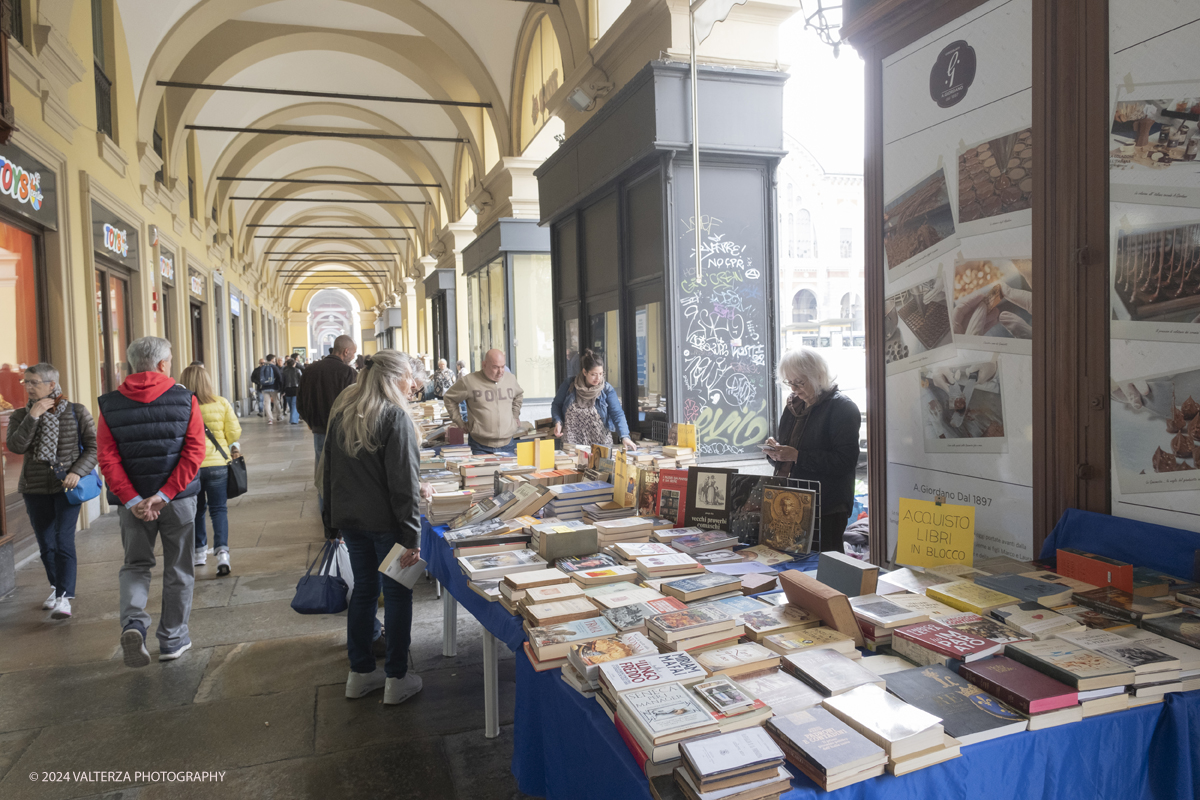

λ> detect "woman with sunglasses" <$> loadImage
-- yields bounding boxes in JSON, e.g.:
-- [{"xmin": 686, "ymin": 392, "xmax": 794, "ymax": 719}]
[
  {"xmin": 6, "ymin": 364, "xmax": 98, "ymax": 619},
  {"xmin": 762, "ymin": 348, "xmax": 860, "ymax": 553}
]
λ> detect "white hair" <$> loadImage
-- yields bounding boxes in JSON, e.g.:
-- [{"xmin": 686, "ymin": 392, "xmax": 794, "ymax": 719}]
[
  {"xmin": 777, "ymin": 348, "xmax": 834, "ymax": 394},
  {"xmin": 128, "ymin": 336, "xmax": 173, "ymax": 373},
  {"xmin": 26, "ymin": 362, "xmax": 59, "ymax": 383},
  {"xmin": 329, "ymin": 349, "xmax": 413, "ymax": 458}
]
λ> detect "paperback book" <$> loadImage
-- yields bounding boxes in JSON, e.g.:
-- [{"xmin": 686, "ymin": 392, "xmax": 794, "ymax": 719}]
[
  {"xmin": 884, "ymin": 665, "xmax": 1029, "ymax": 745},
  {"xmin": 684, "ymin": 468, "xmax": 737, "ymax": 531}
]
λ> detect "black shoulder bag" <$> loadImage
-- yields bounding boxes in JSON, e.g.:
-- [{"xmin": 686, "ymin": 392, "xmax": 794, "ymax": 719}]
[{"xmin": 204, "ymin": 426, "xmax": 249, "ymax": 498}]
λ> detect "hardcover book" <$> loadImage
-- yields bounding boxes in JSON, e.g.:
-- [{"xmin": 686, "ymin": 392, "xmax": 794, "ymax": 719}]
[
  {"xmin": 973, "ymin": 573, "xmax": 1073, "ymax": 607},
  {"xmin": 1004, "ymin": 639, "xmax": 1135, "ymax": 691},
  {"xmin": 695, "ymin": 642, "xmax": 780, "ymax": 677},
  {"xmin": 726, "ymin": 474, "xmax": 788, "ymax": 545},
  {"xmin": 621, "ymin": 682, "xmax": 718, "ymax": 743},
  {"xmin": 783, "ymin": 649, "xmax": 886, "ymax": 696},
  {"xmin": 931, "ymin": 612, "xmax": 1031, "ymax": 645},
  {"xmin": 1056, "ymin": 548, "xmax": 1134, "ymax": 593},
  {"xmin": 926, "ymin": 581, "xmax": 1019, "ymax": 615},
  {"xmin": 1072, "ymin": 586, "xmax": 1181, "ymax": 622},
  {"xmin": 765, "ymin": 707, "xmax": 887, "ymax": 786},
  {"xmin": 759, "ymin": 486, "xmax": 817, "ymax": 554},
  {"xmin": 819, "ymin": 552, "xmax": 880, "ymax": 597},
  {"xmin": 957, "ymin": 656, "xmax": 1080, "ymax": 715},
  {"xmin": 892, "ymin": 621, "xmax": 1003, "ymax": 665},
  {"xmin": 599, "ymin": 652, "xmax": 708, "ymax": 693},
  {"xmin": 821, "ymin": 684, "xmax": 943, "ymax": 757},
  {"xmin": 883, "ymin": 665, "xmax": 1029, "ymax": 745},
  {"xmin": 684, "ymin": 468, "xmax": 737, "ymax": 531},
  {"xmin": 655, "ymin": 469, "xmax": 690, "ymax": 526},
  {"xmin": 738, "ymin": 545, "xmax": 794, "ymax": 566}
]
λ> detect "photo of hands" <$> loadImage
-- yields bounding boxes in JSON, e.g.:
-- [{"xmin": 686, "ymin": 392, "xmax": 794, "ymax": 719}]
[
  {"xmin": 919, "ymin": 360, "xmax": 1007, "ymax": 453},
  {"xmin": 951, "ymin": 258, "xmax": 1033, "ymax": 352},
  {"xmin": 1111, "ymin": 366, "xmax": 1200, "ymax": 494},
  {"xmin": 884, "ymin": 265, "xmax": 957, "ymax": 374}
]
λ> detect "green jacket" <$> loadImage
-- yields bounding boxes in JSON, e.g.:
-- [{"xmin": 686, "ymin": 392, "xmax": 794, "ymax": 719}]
[{"xmin": 6, "ymin": 403, "xmax": 99, "ymax": 494}]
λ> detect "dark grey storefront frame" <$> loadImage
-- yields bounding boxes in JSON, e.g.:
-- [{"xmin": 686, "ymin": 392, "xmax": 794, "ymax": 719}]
[
  {"xmin": 423, "ymin": 267, "xmax": 458, "ymax": 367},
  {"xmin": 536, "ymin": 60, "xmax": 787, "ymax": 459},
  {"xmin": 460, "ymin": 218, "xmax": 552, "ymax": 396}
]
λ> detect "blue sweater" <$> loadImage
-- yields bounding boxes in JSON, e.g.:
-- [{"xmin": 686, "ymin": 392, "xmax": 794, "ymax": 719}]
[{"xmin": 550, "ymin": 379, "xmax": 630, "ymax": 439}]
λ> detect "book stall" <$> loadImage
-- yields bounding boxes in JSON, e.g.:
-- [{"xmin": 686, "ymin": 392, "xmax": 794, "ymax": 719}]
[{"xmin": 416, "ymin": 411, "xmax": 1200, "ymax": 800}]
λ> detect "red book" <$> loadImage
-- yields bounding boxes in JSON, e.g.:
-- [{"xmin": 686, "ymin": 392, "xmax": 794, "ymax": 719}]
[
  {"xmin": 958, "ymin": 655, "xmax": 1079, "ymax": 715},
  {"xmin": 892, "ymin": 621, "xmax": 1002, "ymax": 667},
  {"xmin": 1056, "ymin": 548, "xmax": 1133, "ymax": 593},
  {"xmin": 614, "ymin": 711, "xmax": 651, "ymax": 774},
  {"xmin": 656, "ymin": 469, "xmax": 690, "ymax": 526}
]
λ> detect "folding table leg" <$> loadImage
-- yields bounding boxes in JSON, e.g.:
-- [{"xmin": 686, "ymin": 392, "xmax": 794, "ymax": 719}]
[
  {"xmin": 483, "ymin": 630, "xmax": 499, "ymax": 739},
  {"xmin": 442, "ymin": 590, "xmax": 457, "ymax": 657}
]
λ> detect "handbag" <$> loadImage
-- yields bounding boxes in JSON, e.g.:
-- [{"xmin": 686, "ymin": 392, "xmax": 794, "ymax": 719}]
[
  {"xmin": 204, "ymin": 425, "xmax": 248, "ymax": 499},
  {"xmin": 291, "ymin": 540, "xmax": 349, "ymax": 615},
  {"xmin": 322, "ymin": 538, "xmax": 355, "ymax": 602},
  {"xmin": 63, "ymin": 405, "xmax": 102, "ymax": 506}
]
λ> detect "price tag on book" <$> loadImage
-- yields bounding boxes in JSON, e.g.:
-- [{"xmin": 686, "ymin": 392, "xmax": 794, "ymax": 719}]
[
  {"xmin": 552, "ymin": 526, "xmax": 575, "ymax": 534},
  {"xmin": 896, "ymin": 497, "xmax": 975, "ymax": 568}
]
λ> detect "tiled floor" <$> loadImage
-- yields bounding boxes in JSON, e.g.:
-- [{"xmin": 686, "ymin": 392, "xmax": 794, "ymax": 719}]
[{"xmin": 0, "ymin": 414, "xmax": 535, "ymax": 800}]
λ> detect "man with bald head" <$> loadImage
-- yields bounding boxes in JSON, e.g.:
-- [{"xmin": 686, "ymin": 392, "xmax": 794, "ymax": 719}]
[
  {"xmin": 297, "ymin": 334, "xmax": 358, "ymax": 463},
  {"xmin": 443, "ymin": 348, "xmax": 524, "ymax": 455}
]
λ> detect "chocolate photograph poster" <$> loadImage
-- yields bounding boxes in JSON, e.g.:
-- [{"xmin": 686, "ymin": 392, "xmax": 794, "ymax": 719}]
[
  {"xmin": 884, "ymin": 263, "xmax": 957, "ymax": 375},
  {"xmin": 919, "ymin": 359, "xmax": 1007, "ymax": 454},
  {"xmin": 956, "ymin": 127, "xmax": 1034, "ymax": 238},
  {"xmin": 950, "ymin": 257, "xmax": 1033, "ymax": 353},
  {"xmin": 1111, "ymin": 364, "xmax": 1200, "ymax": 494},
  {"xmin": 883, "ymin": 167, "xmax": 959, "ymax": 279}
]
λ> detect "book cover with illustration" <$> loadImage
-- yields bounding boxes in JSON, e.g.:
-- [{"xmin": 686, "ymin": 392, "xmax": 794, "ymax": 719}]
[
  {"xmin": 760, "ymin": 486, "xmax": 817, "ymax": 554},
  {"xmin": 684, "ymin": 468, "xmax": 737, "ymax": 531}
]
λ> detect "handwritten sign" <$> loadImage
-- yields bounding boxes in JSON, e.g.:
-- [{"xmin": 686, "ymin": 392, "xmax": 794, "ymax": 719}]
[{"xmin": 897, "ymin": 496, "xmax": 975, "ymax": 568}]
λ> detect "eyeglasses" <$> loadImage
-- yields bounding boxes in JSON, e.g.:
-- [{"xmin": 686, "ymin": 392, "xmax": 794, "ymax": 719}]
[
  {"xmin": 20, "ymin": 379, "xmax": 46, "ymax": 386},
  {"xmin": 782, "ymin": 377, "xmax": 809, "ymax": 389}
]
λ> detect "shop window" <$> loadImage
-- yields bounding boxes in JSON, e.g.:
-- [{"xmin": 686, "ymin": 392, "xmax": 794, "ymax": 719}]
[
  {"xmin": 792, "ymin": 289, "xmax": 817, "ymax": 324},
  {"xmin": 588, "ymin": 308, "xmax": 621, "ymax": 395},
  {"xmin": 0, "ymin": 223, "xmax": 39, "ymax": 500},
  {"xmin": 563, "ymin": 312, "xmax": 580, "ymax": 381},
  {"xmin": 9, "ymin": 0, "xmax": 25, "ymax": 48},
  {"xmin": 95, "ymin": 268, "xmax": 130, "ymax": 394},
  {"xmin": 634, "ymin": 300, "xmax": 666, "ymax": 415},
  {"xmin": 512, "ymin": 254, "xmax": 556, "ymax": 397},
  {"xmin": 92, "ymin": 0, "xmax": 114, "ymax": 140},
  {"xmin": 796, "ymin": 209, "xmax": 813, "ymax": 258}
]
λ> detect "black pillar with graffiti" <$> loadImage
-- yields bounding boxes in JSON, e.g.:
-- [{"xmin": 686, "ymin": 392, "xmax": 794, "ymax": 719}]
[{"xmin": 536, "ymin": 61, "xmax": 786, "ymax": 461}]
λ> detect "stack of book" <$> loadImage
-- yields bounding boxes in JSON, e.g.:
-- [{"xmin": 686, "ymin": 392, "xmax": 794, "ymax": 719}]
[
  {"xmin": 738, "ymin": 604, "xmax": 822, "ymax": 643},
  {"xmin": 670, "ymin": 530, "xmax": 738, "ymax": 555},
  {"xmin": 595, "ymin": 517, "xmax": 655, "ymax": 548},
  {"xmin": 1055, "ymin": 628, "xmax": 1182, "ymax": 703},
  {"xmin": 517, "ymin": 581, "xmax": 587, "ymax": 620},
  {"xmin": 821, "ymin": 684, "xmax": 957, "ymax": 776},
  {"xmin": 848, "ymin": 594, "xmax": 930, "ymax": 650},
  {"xmin": 674, "ymin": 729, "xmax": 790, "ymax": 800},
  {"xmin": 521, "ymin": 595, "xmax": 600, "ymax": 629},
  {"xmin": 661, "ymin": 573, "xmax": 743, "ymax": 603},
  {"xmin": 690, "ymin": 675, "xmax": 774, "ymax": 732},
  {"xmin": 694, "ymin": 642, "xmax": 781, "ymax": 678},
  {"xmin": 765, "ymin": 706, "xmax": 887, "ymax": 791},
  {"xmin": 583, "ymin": 500, "xmax": 638, "ymax": 523},
  {"xmin": 651, "ymin": 526, "xmax": 705, "ymax": 544},
  {"xmin": 570, "ymin": 565, "xmax": 641, "ymax": 587},
  {"xmin": 890, "ymin": 620, "xmax": 1004, "ymax": 668},
  {"xmin": 563, "ymin": 631, "xmax": 659, "ymax": 695},
  {"xmin": 440, "ymin": 444, "xmax": 472, "ymax": 459},
  {"xmin": 957, "ymin": 655, "xmax": 1082, "ymax": 729},
  {"xmin": 457, "ymin": 548, "xmax": 546, "ymax": 582},
  {"xmin": 443, "ymin": 519, "xmax": 530, "ymax": 554},
  {"xmin": 598, "ymin": 651, "xmax": 707, "ymax": 738},
  {"xmin": 529, "ymin": 520, "xmax": 599, "ymax": 560},
  {"xmin": 583, "ymin": 581, "xmax": 668, "ymax": 612},
  {"xmin": 646, "ymin": 606, "xmax": 744, "ymax": 653},
  {"xmin": 544, "ymin": 481, "xmax": 615, "ymax": 520},
  {"xmin": 636, "ymin": 553, "xmax": 705, "ymax": 580},
  {"xmin": 458, "ymin": 457, "xmax": 517, "ymax": 500},
  {"xmin": 615, "ymin": 681, "xmax": 718, "ymax": 777},
  {"xmin": 600, "ymin": 597, "xmax": 689, "ymax": 634},
  {"xmin": 525, "ymin": 617, "xmax": 618, "ymax": 670},
  {"xmin": 424, "ymin": 489, "xmax": 473, "ymax": 525},
  {"xmin": 497, "ymin": 568, "xmax": 571, "ymax": 612},
  {"xmin": 929, "ymin": 611, "xmax": 1031, "ymax": 648}
]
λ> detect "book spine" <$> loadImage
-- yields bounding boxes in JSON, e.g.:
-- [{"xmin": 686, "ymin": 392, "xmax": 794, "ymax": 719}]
[
  {"xmin": 891, "ymin": 635, "xmax": 950, "ymax": 668},
  {"xmin": 613, "ymin": 713, "xmax": 651, "ymax": 774}
]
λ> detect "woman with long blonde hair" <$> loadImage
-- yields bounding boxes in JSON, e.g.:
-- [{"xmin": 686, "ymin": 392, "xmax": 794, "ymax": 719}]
[
  {"xmin": 180, "ymin": 364, "xmax": 241, "ymax": 575},
  {"xmin": 321, "ymin": 349, "xmax": 423, "ymax": 705}
]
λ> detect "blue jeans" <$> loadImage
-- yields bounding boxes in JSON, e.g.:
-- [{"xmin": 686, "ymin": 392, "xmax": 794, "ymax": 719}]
[
  {"xmin": 342, "ymin": 529, "xmax": 413, "ymax": 678},
  {"xmin": 468, "ymin": 436, "xmax": 516, "ymax": 456},
  {"xmin": 194, "ymin": 466, "xmax": 230, "ymax": 552},
  {"xmin": 285, "ymin": 394, "xmax": 299, "ymax": 423},
  {"xmin": 23, "ymin": 492, "xmax": 80, "ymax": 598}
]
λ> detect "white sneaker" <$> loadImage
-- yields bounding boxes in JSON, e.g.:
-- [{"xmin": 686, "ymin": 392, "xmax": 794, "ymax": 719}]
[
  {"xmin": 216, "ymin": 550, "xmax": 231, "ymax": 577},
  {"xmin": 193, "ymin": 551, "xmax": 207, "ymax": 567},
  {"xmin": 50, "ymin": 597, "xmax": 72, "ymax": 620},
  {"xmin": 42, "ymin": 588, "xmax": 57, "ymax": 610},
  {"xmin": 159, "ymin": 641, "xmax": 192, "ymax": 661},
  {"xmin": 384, "ymin": 672, "xmax": 423, "ymax": 705},
  {"xmin": 345, "ymin": 669, "xmax": 386, "ymax": 699}
]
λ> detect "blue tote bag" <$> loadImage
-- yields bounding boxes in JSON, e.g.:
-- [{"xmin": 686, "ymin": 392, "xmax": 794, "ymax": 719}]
[{"xmin": 291, "ymin": 540, "xmax": 349, "ymax": 615}]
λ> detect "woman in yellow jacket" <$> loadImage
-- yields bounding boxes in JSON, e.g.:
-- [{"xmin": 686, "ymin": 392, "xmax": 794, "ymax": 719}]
[{"xmin": 181, "ymin": 364, "xmax": 242, "ymax": 576}]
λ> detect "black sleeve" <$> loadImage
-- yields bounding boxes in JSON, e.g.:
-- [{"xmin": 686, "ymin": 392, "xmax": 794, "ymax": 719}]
[
  {"xmin": 790, "ymin": 397, "xmax": 861, "ymax": 478},
  {"xmin": 384, "ymin": 408, "xmax": 422, "ymax": 550},
  {"xmin": 320, "ymin": 418, "xmax": 335, "ymax": 538}
]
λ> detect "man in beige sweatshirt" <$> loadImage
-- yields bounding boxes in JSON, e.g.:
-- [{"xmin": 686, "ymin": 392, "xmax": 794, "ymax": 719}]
[{"xmin": 443, "ymin": 349, "xmax": 524, "ymax": 455}]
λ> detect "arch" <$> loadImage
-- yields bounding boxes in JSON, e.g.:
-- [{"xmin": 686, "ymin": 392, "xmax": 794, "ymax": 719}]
[
  {"xmin": 841, "ymin": 292, "xmax": 864, "ymax": 331},
  {"xmin": 306, "ymin": 287, "xmax": 362, "ymax": 355},
  {"xmin": 792, "ymin": 289, "xmax": 817, "ymax": 324},
  {"xmin": 511, "ymin": 9, "xmax": 565, "ymax": 156}
]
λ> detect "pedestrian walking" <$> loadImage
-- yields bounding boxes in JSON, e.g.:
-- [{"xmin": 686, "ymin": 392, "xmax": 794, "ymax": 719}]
[
  {"xmin": 180, "ymin": 364, "xmax": 241, "ymax": 576},
  {"xmin": 282, "ymin": 357, "xmax": 303, "ymax": 424}
]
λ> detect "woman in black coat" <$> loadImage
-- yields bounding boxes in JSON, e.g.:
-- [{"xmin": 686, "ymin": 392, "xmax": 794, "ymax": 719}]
[{"xmin": 764, "ymin": 348, "xmax": 861, "ymax": 553}]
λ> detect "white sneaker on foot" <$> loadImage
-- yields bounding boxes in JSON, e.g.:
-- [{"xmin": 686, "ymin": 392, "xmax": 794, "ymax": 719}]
[
  {"xmin": 217, "ymin": 550, "xmax": 230, "ymax": 576},
  {"xmin": 159, "ymin": 641, "xmax": 192, "ymax": 661},
  {"xmin": 345, "ymin": 669, "xmax": 386, "ymax": 698},
  {"xmin": 193, "ymin": 551, "xmax": 207, "ymax": 567},
  {"xmin": 384, "ymin": 673, "xmax": 423, "ymax": 705},
  {"xmin": 121, "ymin": 625, "xmax": 151, "ymax": 668},
  {"xmin": 42, "ymin": 588, "xmax": 57, "ymax": 610},
  {"xmin": 50, "ymin": 597, "xmax": 71, "ymax": 619}
]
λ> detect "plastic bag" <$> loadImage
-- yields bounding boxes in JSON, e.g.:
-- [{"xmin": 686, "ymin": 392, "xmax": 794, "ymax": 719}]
[{"xmin": 318, "ymin": 539, "xmax": 355, "ymax": 602}]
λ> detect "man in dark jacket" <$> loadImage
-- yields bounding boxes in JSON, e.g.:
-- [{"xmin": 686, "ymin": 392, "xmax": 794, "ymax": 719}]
[
  {"xmin": 97, "ymin": 337, "xmax": 206, "ymax": 668},
  {"xmin": 260, "ymin": 355, "xmax": 284, "ymax": 424},
  {"xmin": 297, "ymin": 334, "xmax": 358, "ymax": 462},
  {"xmin": 250, "ymin": 358, "xmax": 266, "ymax": 416},
  {"xmin": 282, "ymin": 357, "xmax": 303, "ymax": 424}
]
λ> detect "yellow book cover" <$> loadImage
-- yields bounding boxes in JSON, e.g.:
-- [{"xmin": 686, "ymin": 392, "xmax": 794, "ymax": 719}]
[
  {"xmin": 676, "ymin": 423, "xmax": 697, "ymax": 450},
  {"xmin": 926, "ymin": 581, "xmax": 1018, "ymax": 614},
  {"xmin": 613, "ymin": 454, "xmax": 630, "ymax": 507},
  {"xmin": 517, "ymin": 440, "xmax": 537, "ymax": 467}
]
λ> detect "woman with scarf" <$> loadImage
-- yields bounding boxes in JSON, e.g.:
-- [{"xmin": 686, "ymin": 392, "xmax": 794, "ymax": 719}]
[
  {"xmin": 5, "ymin": 363, "xmax": 98, "ymax": 619},
  {"xmin": 763, "ymin": 348, "xmax": 861, "ymax": 553},
  {"xmin": 551, "ymin": 350, "xmax": 636, "ymax": 450}
]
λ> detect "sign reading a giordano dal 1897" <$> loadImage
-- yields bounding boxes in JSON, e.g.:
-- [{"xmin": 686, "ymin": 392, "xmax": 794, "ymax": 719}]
[
  {"xmin": 0, "ymin": 142, "xmax": 57, "ymax": 229},
  {"xmin": 896, "ymin": 496, "xmax": 976, "ymax": 568}
]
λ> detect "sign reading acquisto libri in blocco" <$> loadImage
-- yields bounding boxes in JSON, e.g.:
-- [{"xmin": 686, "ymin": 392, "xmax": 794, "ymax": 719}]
[{"xmin": 896, "ymin": 497, "xmax": 976, "ymax": 568}]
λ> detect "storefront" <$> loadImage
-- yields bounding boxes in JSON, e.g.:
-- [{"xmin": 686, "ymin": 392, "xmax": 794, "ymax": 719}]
[
  {"xmin": 536, "ymin": 62, "xmax": 785, "ymax": 453},
  {"xmin": 188, "ymin": 265, "xmax": 206, "ymax": 366},
  {"xmin": 157, "ymin": 237, "xmax": 177, "ymax": 351},
  {"xmin": 461, "ymin": 218, "xmax": 556, "ymax": 403},
  {"xmin": 91, "ymin": 200, "xmax": 139, "ymax": 395},
  {"xmin": 0, "ymin": 141, "xmax": 59, "ymax": 561},
  {"xmin": 424, "ymin": 268, "xmax": 458, "ymax": 368},
  {"xmin": 229, "ymin": 286, "xmax": 244, "ymax": 409}
]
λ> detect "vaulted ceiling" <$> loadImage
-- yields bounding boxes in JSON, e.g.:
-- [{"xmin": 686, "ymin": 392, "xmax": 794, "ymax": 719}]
[{"xmin": 116, "ymin": 0, "xmax": 587, "ymax": 306}]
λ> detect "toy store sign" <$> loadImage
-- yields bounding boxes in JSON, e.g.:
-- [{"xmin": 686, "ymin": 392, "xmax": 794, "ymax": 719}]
[
  {"xmin": 159, "ymin": 247, "xmax": 176, "ymax": 283},
  {"xmin": 90, "ymin": 200, "xmax": 139, "ymax": 269},
  {"xmin": 0, "ymin": 142, "xmax": 57, "ymax": 229}
]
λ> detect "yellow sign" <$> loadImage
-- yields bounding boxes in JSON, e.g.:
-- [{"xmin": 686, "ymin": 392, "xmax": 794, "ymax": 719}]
[{"xmin": 896, "ymin": 497, "xmax": 975, "ymax": 568}]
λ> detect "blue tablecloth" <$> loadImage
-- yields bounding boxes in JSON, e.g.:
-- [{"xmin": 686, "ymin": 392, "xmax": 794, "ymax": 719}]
[
  {"xmin": 512, "ymin": 650, "xmax": 1200, "ymax": 800},
  {"xmin": 1043, "ymin": 508, "xmax": 1200, "ymax": 578},
  {"xmin": 419, "ymin": 518, "xmax": 526, "ymax": 652}
]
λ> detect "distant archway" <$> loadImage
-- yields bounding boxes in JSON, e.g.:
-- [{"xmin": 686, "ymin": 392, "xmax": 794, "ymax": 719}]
[
  {"xmin": 307, "ymin": 288, "xmax": 362, "ymax": 356},
  {"xmin": 792, "ymin": 289, "xmax": 817, "ymax": 324}
]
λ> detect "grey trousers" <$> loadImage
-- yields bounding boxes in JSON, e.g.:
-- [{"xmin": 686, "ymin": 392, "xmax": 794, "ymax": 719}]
[{"xmin": 118, "ymin": 496, "xmax": 198, "ymax": 652}]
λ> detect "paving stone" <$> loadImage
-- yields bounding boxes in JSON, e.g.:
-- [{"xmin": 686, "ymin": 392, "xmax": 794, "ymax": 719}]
[
  {"xmin": 244, "ymin": 461, "xmax": 292, "ymax": 475},
  {"xmin": 313, "ymin": 660, "xmax": 516, "ymax": 754},
  {"xmin": 185, "ymin": 598, "xmax": 344, "ymax": 647},
  {"xmin": 192, "ymin": 543, "xmax": 312, "ymax": 580},
  {"xmin": 0, "ymin": 648, "xmax": 212, "ymax": 733},
  {"xmin": 73, "ymin": 532, "xmax": 132, "ymax": 565},
  {"xmin": 226, "ymin": 571, "xmax": 308, "ymax": 607},
  {"xmin": 0, "ymin": 617, "xmax": 119, "ymax": 673},
  {"xmin": 250, "ymin": 480, "xmax": 310, "ymax": 496},
  {"xmin": 134, "ymin": 738, "xmax": 457, "ymax": 800},
  {"xmin": 0, "ymin": 728, "xmax": 42, "ymax": 781},
  {"xmin": 407, "ymin": 618, "xmax": 517, "ymax": 674},
  {"xmin": 191, "ymin": 631, "xmax": 347, "ymax": 703},
  {"xmin": 443, "ymin": 725, "xmax": 539, "ymax": 800},
  {"xmin": 0, "ymin": 689, "xmax": 316, "ymax": 800}
]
